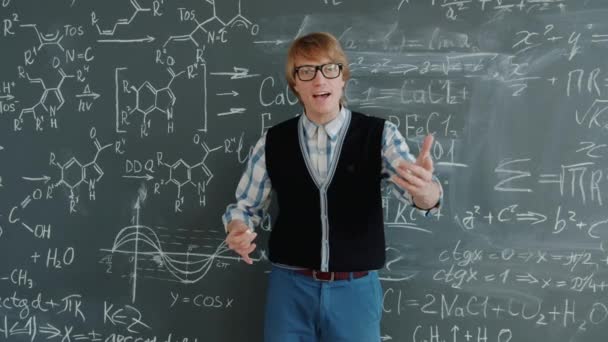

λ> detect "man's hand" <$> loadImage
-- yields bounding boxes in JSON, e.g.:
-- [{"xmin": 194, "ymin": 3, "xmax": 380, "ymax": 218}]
[
  {"xmin": 391, "ymin": 134, "xmax": 441, "ymax": 210},
  {"xmin": 226, "ymin": 220, "xmax": 257, "ymax": 265}
]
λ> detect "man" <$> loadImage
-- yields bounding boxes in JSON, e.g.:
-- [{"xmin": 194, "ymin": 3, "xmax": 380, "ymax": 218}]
[{"xmin": 223, "ymin": 32, "xmax": 442, "ymax": 342}]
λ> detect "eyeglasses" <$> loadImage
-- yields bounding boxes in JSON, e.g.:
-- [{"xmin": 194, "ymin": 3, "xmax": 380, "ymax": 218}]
[{"xmin": 294, "ymin": 63, "xmax": 343, "ymax": 81}]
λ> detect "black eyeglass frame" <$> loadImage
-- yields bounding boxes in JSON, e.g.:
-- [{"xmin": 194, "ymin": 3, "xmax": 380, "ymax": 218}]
[{"xmin": 293, "ymin": 63, "xmax": 343, "ymax": 81}]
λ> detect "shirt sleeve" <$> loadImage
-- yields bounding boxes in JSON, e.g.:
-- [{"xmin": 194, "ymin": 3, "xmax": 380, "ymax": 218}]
[
  {"xmin": 222, "ymin": 134, "xmax": 272, "ymax": 232},
  {"xmin": 381, "ymin": 121, "xmax": 443, "ymax": 217}
]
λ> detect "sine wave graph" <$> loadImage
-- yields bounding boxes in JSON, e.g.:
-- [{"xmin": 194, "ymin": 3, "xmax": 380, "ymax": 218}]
[{"xmin": 100, "ymin": 201, "xmax": 239, "ymax": 303}]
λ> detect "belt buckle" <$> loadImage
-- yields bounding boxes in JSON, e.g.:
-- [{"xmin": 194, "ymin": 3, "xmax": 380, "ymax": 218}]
[{"xmin": 312, "ymin": 270, "xmax": 334, "ymax": 282}]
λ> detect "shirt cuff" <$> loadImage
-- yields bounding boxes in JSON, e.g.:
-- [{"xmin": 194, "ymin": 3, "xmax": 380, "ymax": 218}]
[{"xmin": 222, "ymin": 211, "xmax": 255, "ymax": 233}]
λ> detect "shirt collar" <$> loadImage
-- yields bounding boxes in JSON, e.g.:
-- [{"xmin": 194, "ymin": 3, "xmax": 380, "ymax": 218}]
[{"xmin": 301, "ymin": 107, "xmax": 348, "ymax": 141}]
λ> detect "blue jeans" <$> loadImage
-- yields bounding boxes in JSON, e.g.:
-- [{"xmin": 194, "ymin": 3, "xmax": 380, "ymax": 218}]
[{"xmin": 264, "ymin": 265, "xmax": 382, "ymax": 342}]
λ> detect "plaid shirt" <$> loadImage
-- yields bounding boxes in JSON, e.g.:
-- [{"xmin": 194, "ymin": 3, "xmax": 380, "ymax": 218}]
[{"xmin": 222, "ymin": 107, "xmax": 441, "ymax": 231}]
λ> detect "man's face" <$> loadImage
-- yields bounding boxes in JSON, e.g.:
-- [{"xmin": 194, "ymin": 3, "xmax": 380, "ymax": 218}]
[{"xmin": 293, "ymin": 56, "xmax": 345, "ymax": 123}]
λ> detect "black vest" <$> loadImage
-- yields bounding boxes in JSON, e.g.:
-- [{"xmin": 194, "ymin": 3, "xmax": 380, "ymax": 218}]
[{"xmin": 265, "ymin": 112, "xmax": 386, "ymax": 271}]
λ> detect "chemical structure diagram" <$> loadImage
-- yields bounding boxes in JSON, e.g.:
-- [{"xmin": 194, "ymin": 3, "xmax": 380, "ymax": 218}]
[
  {"xmin": 123, "ymin": 135, "xmax": 221, "ymax": 212},
  {"xmin": 91, "ymin": 0, "xmax": 154, "ymax": 37},
  {"xmin": 19, "ymin": 23, "xmax": 66, "ymax": 52},
  {"xmin": 6, "ymin": 128, "xmax": 113, "ymax": 239},
  {"xmin": 47, "ymin": 127, "xmax": 113, "ymax": 213},
  {"xmin": 116, "ymin": 67, "xmax": 182, "ymax": 136},
  {"xmin": 115, "ymin": 65, "xmax": 207, "ymax": 135},
  {"xmin": 13, "ymin": 22, "xmax": 99, "ymax": 131},
  {"xmin": 16, "ymin": 68, "xmax": 74, "ymax": 131},
  {"xmin": 163, "ymin": 0, "xmax": 258, "ymax": 48}
]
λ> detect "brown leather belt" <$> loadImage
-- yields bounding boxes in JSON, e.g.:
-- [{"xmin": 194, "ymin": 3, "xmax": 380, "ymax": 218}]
[{"xmin": 295, "ymin": 269, "xmax": 369, "ymax": 281}]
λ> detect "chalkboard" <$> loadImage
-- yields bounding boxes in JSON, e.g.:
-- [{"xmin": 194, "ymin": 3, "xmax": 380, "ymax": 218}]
[{"xmin": 1, "ymin": 0, "xmax": 608, "ymax": 341}]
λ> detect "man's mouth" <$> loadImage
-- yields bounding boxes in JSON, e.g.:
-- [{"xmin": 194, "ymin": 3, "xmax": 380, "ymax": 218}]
[{"xmin": 313, "ymin": 92, "xmax": 331, "ymax": 99}]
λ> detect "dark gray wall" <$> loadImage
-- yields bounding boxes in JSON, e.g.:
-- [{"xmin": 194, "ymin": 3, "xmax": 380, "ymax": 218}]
[{"xmin": 1, "ymin": 0, "xmax": 608, "ymax": 341}]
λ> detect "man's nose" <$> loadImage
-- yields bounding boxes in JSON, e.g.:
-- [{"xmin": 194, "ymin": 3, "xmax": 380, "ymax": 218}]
[{"xmin": 311, "ymin": 70, "xmax": 327, "ymax": 83}]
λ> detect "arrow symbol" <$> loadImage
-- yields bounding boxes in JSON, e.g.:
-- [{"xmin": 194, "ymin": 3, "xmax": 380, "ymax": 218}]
[
  {"xmin": 216, "ymin": 90, "xmax": 239, "ymax": 97},
  {"xmin": 22, "ymin": 175, "xmax": 51, "ymax": 183},
  {"xmin": 515, "ymin": 273, "xmax": 538, "ymax": 283},
  {"xmin": 516, "ymin": 211, "xmax": 547, "ymax": 224},
  {"xmin": 253, "ymin": 39, "xmax": 286, "ymax": 45},
  {"xmin": 39, "ymin": 323, "xmax": 62, "ymax": 339},
  {"xmin": 217, "ymin": 108, "xmax": 246, "ymax": 116},
  {"xmin": 122, "ymin": 174, "xmax": 154, "ymax": 181},
  {"xmin": 0, "ymin": 94, "xmax": 14, "ymax": 100},
  {"xmin": 98, "ymin": 35, "xmax": 155, "ymax": 43},
  {"xmin": 76, "ymin": 92, "xmax": 101, "ymax": 100},
  {"xmin": 451, "ymin": 325, "xmax": 460, "ymax": 341},
  {"xmin": 518, "ymin": 252, "xmax": 533, "ymax": 261},
  {"xmin": 210, "ymin": 67, "xmax": 259, "ymax": 79}
]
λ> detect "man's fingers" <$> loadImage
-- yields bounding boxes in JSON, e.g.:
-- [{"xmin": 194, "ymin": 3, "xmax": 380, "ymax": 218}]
[
  {"xmin": 241, "ymin": 254, "xmax": 253, "ymax": 264},
  {"xmin": 229, "ymin": 229, "xmax": 256, "ymax": 245},
  {"xmin": 391, "ymin": 175, "xmax": 417, "ymax": 193},
  {"xmin": 396, "ymin": 161, "xmax": 432, "ymax": 182},
  {"xmin": 238, "ymin": 236, "xmax": 255, "ymax": 249},
  {"xmin": 240, "ymin": 243, "xmax": 257, "ymax": 264},
  {"xmin": 244, "ymin": 243, "xmax": 256, "ymax": 255},
  {"xmin": 227, "ymin": 228, "xmax": 256, "ymax": 251},
  {"xmin": 225, "ymin": 221, "xmax": 257, "ymax": 265},
  {"xmin": 237, "ymin": 230, "xmax": 257, "ymax": 246},
  {"xmin": 395, "ymin": 169, "xmax": 425, "ymax": 188},
  {"xmin": 416, "ymin": 134, "xmax": 434, "ymax": 165},
  {"xmin": 418, "ymin": 156, "xmax": 434, "ymax": 174}
]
